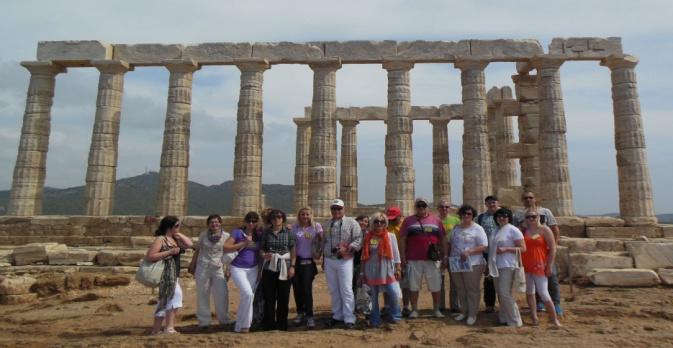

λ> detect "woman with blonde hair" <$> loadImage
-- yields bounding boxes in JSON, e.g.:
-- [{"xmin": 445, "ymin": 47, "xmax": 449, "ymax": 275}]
[
  {"xmin": 290, "ymin": 207, "xmax": 323, "ymax": 328},
  {"xmin": 521, "ymin": 209, "xmax": 561, "ymax": 327},
  {"xmin": 359, "ymin": 212, "xmax": 402, "ymax": 327}
]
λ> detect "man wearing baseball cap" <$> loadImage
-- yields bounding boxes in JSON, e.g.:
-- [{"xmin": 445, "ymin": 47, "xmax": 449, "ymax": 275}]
[{"xmin": 321, "ymin": 198, "xmax": 362, "ymax": 329}]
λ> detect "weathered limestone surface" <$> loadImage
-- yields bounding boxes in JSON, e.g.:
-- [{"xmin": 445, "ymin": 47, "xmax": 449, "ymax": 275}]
[
  {"xmin": 0, "ymin": 250, "xmax": 12, "ymax": 265},
  {"xmin": 325, "ymin": 41, "xmax": 396, "ymax": 63},
  {"xmin": 533, "ymin": 56, "xmax": 573, "ymax": 216},
  {"xmin": 156, "ymin": 60, "xmax": 200, "ymax": 217},
  {"xmin": 512, "ymin": 73, "xmax": 540, "ymax": 193},
  {"xmin": 8, "ymin": 62, "xmax": 66, "ymax": 216},
  {"xmin": 456, "ymin": 58, "xmax": 490, "ymax": 211},
  {"xmin": 488, "ymin": 87, "xmax": 517, "ymax": 191},
  {"xmin": 588, "ymin": 268, "xmax": 660, "ymax": 287},
  {"xmin": 231, "ymin": 60, "xmax": 269, "ymax": 216},
  {"xmin": 584, "ymin": 216, "xmax": 625, "ymax": 227},
  {"xmin": 12, "ymin": 243, "xmax": 63, "ymax": 266},
  {"xmin": 48, "ymin": 248, "xmax": 97, "ymax": 265},
  {"xmin": 339, "ymin": 119, "xmax": 359, "ymax": 213},
  {"xmin": 570, "ymin": 252, "xmax": 633, "ymax": 278},
  {"xmin": 658, "ymin": 268, "xmax": 673, "ymax": 285},
  {"xmin": 469, "ymin": 39, "xmax": 544, "ymax": 60},
  {"xmin": 560, "ymin": 237, "xmax": 625, "ymax": 253},
  {"xmin": 396, "ymin": 40, "xmax": 470, "ymax": 61},
  {"xmin": 0, "ymin": 293, "xmax": 38, "ymax": 305},
  {"xmin": 84, "ymin": 60, "xmax": 132, "ymax": 216},
  {"xmin": 556, "ymin": 216, "xmax": 586, "ymax": 238},
  {"xmin": 601, "ymin": 55, "xmax": 657, "ymax": 226},
  {"xmin": 252, "ymin": 42, "xmax": 323, "ymax": 63},
  {"xmin": 626, "ymin": 242, "xmax": 673, "ymax": 269},
  {"xmin": 430, "ymin": 118, "xmax": 451, "ymax": 206},
  {"xmin": 95, "ymin": 250, "xmax": 146, "ymax": 266},
  {"xmin": 586, "ymin": 226, "xmax": 658, "ymax": 238},
  {"xmin": 0, "ymin": 276, "xmax": 36, "ymax": 295},
  {"xmin": 37, "ymin": 41, "xmax": 112, "ymax": 65},
  {"xmin": 182, "ymin": 42, "xmax": 252, "ymax": 64},
  {"xmin": 307, "ymin": 59, "xmax": 341, "ymax": 216},
  {"xmin": 384, "ymin": 60, "xmax": 415, "ymax": 215},
  {"xmin": 549, "ymin": 37, "xmax": 623, "ymax": 59},
  {"xmin": 112, "ymin": 44, "xmax": 184, "ymax": 66},
  {"xmin": 661, "ymin": 225, "xmax": 673, "ymax": 238},
  {"xmin": 293, "ymin": 118, "xmax": 311, "ymax": 212}
]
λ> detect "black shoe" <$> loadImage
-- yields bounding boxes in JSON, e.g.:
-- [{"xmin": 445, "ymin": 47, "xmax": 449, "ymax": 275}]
[
  {"xmin": 328, "ymin": 318, "xmax": 344, "ymax": 328},
  {"xmin": 402, "ymin": 308, "xmax": 411, "ymax": 318},
  {"xmin": 344, "ymin": 322, "xmax": 356, "ymax": 330}
]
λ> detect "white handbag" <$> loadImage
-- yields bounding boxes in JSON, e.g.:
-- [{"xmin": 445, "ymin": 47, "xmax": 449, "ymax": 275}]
[
  {"xmin": 513, "ymin": 248, "xmax": 526, "ymax": 293},
  {"xmin": 136, "ymin": 258, "xmax": 165, "ymax": 287}
]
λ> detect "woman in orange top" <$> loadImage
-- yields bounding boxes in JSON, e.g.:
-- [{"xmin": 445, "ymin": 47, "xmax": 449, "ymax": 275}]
[{"xmin": 521, "ymin": 209, "xmax": 561, "ymax": 327}]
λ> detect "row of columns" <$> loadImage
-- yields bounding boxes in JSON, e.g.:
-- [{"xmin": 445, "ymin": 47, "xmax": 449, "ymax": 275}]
[{"xmin": 7, "ymin": 55, "xmax": 657, "ymax": 225}]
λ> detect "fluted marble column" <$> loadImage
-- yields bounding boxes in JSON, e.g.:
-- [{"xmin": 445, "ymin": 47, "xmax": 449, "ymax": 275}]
[
  {"xmin": 231, "ymin": 59, "xmax": 270, "ymax": 216},
  {"xmin": 307, "ymin": 59, "xmax": 341, "ymax": 216},
  {"xmin": 293, "ymin": 118, "xmax": 311, "ymax": 212},
  {"xmin": 532, "ymin": 56, "xmax": 573, "ymax": 216},
  {"xmin": 84, "ymin": 60, "xmax": 132, "ymax": 216},
  {"xmin": 494, "ymin": 99, "xmax": 518, "ymax": 189},
  {"xmin": 156, "ymin": 59, "xmax": 200, "ymax": 217},
  {"xmin": 456, "ymin": 58, "xmax": 490, "ymax": 211},
  {"xmin": 339, "ymin": 119, "xmax": 359, "ymax": 214},
  {"xmin": 430, "ymin": 118, "xmax": 451, "ymax": 206},
  {"xmin": 512, "ymin": 73, "xmax": 541, "ymax": 193},
  {"xmin": 601, "ymin": 55, "xmax": 657, "ymax": 226},
  {"xmin": 384, "ymin": 60, "xmax": 415, "ymax": 216},
  {"xmin": 8, "ymin": 62, "xmax": 66, "ymax": 216}
]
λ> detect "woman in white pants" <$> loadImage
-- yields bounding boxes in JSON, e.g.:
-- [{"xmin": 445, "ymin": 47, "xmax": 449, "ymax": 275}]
[
  {"xmin": 194, "ymin": 214, "xmax": 234, "ymax": 328},
  {"xmin": 487, "ymin": 208, "xmax": 526, "ymax": 327},
  {"xmin": 224, "ymin": 212, "xmax": 261, "ymax": 333}
]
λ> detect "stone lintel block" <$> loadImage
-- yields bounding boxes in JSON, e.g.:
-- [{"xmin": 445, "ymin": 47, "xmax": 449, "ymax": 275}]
[
  {"xmin": 293, "ymin": 117, "xmax": 311, "ymax": 126},
  {"xmin": 548, "ymin": 37, "xmax": 623, "ymax": 60},
  {"xmin": 506, "ymin": 142, "xmax": 537, "ymax": 159},
  {"xmin": 37, "ymin": 41, "xmax": 113, "ymax": 66},
  {"xmin": 586, "ymin": 226, "xmax": 658, "ymax": 238},
  {"xmin": 410, "ymin": 106, "xmax": 439, "ymax": 119},
  {"xmin": 113, "ymin": 44, "xmax": 184, "ymax": 66},
  {"xmin": 396, "ymin": 40, "xmax": 470, "ymax": 62},
  {"xmin": 91, "ymin": 60, "xmax": 133, "ymax": 73},
  {"xmin": 658, "ymin": 268, "xmax": 673, "ymax": 285},
  {"xmin": 252, "ymin": 42, "xmax": 323, "ymax": 63},
  {"xmin": 182, "ymin": 42, "xmax": 252, "ymax": 64},
  {"xmin": 324, "ymin": 40, "xmax": 397, "ymax": 63},
  {"xmin": 439, "ymin": 104, "xmax": 463, "ymax": 120},
  {"xmin": 625, "ymin": 242, "xmax": 673, "ymax": 269},
  {"xmin": 588, "ymin": 268, "xmax": 660, "ymax": 287},
  {"xmin": 584, "ymin": 216, "xmax": 625, "ymax": 227},
  {"xmin": 470, "ymin": 39, "xmax": 543, "ymax": 60}
]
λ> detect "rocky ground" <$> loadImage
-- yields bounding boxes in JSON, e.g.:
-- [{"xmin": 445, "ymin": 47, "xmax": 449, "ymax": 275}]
[{"xmin": 1, "ymin": 271, "xmax": 673, "ymax": 348}]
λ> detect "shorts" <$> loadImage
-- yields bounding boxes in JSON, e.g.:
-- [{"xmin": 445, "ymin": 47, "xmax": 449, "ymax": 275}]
[{"xmin": 407, "ymin": 260, "xmax": 442, "ymax": 292}]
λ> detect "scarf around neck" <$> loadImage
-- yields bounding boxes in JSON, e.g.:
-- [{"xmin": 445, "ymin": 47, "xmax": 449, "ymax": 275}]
[{"xmin": 362, "ymin": 228, "xmax": 392, "ymax": 261}]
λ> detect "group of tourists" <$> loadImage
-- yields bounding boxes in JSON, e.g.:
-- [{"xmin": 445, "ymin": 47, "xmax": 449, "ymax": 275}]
[{"xmin": 145, "ymin": 190, "xmax": 562, "ymax": 335}]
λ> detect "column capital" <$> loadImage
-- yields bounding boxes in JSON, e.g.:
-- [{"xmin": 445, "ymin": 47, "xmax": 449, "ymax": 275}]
[
  {"xmin": 454, "ymin": 57, "xmax": 489, "ymax": 71},
  {"xmin": 429, "ymin": 117, "xmax": 450, "ymax": 127},
  {"xmin": 308, "ymin": 58, "xmax": 342, "ymax": 71},
  {"xmin": 20, "ymin": 61, "xmax": 67, "ymax": 75},
  {"xmin": 235, "ymin": 58, "xmax": 270, "ymax": 72},
  {"xmin": 338, "ymin": 118, "xmax": 359, "ymax": 127},
  {"xmin": 92, "ymin": 60, "xmax": 133, "ymax": 74},
  {"xmin": 163, "ymin": 59, "xmax": 200, "ymax": 73},
  {"xmin": 382, "ymin": 59, "xmax": 414, "ymax": 71},
  {"xmin": 601, "ymin": 54, "xmax": 638, "ymax": 70},
  {"xmin": 530, "ymin": 55, "xmax": 565, "ymax": 70},
  {"xmin": 293, "ymin": 117, "xmax": 311, "ymax": 127}
]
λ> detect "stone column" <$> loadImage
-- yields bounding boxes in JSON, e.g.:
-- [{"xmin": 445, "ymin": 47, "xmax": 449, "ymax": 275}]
[
  {"xmin": 307, "ymin": 59, "xmax": 341, "ymax": 217},
  {"xmin": 512, "ymin": 73, "xmax": 540, "ymax": 193},
  {"xmin": 8, "ymin": 62, "xmax": 66, "ymax": 216},
  {"xmin": 339, "ymin": 119, "xmax": 359, "ymax": 214},
  {"xmin": 532, "ymin": 56, "xmax": 573, "ymax": 216},
  {"xmin": 84, "ymin": 60, "xmax": 132, "ymax": 216},
  {"xmin": 430, "ymin": 118, "xmax": 451, "ymax": 206},
  {"xmin": 383, "ymin": 60, "xmax": 415, "ymax": 216},
  {"xmin": 494, "ymin": 99, "xmax": 518, "ymax": 189},
  {"xmin": 293, "ymin": 118, "xmax": 311, "ymax": 212},
  {"xmin": 231, "ymin": 59, "xmax": 270, "ymax": 216},
  {"xmin": 455, "ymin": 58, "xmax": 490, "ymax": 211},
  {"xmin": 601, "ymin": 55, "xmax": 657, "ymax": 226},
  {"xmin": 156, "ymin": 59, "xmax": 200, "ymax": 217}
]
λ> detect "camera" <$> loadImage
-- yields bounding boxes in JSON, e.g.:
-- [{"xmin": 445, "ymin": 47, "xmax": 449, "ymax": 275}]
[{"xmin": 331, "ymin": 247, "xmax": 343, "ymax": 259}]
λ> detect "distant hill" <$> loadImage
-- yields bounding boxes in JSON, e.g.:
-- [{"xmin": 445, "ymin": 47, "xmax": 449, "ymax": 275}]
[{"xmin": 0, "ymin": 172, "xmax": 294, "ymax": 216}]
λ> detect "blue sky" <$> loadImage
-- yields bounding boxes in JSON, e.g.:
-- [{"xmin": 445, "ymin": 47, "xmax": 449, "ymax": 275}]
[{"xmin": 0, "ymin": 0, "xmax": 671, "ymax": 214}]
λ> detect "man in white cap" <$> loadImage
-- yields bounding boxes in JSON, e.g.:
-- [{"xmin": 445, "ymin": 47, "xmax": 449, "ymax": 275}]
[{"xmin": 322, "ymin": 198, "xmax": 362, "ymax": 329}]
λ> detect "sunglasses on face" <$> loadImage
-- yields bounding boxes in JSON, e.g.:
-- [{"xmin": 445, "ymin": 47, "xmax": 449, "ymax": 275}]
[
  {"xmin": 439, "ymin": 205, "xmax": 450, "ymax": 209},
  {"xmin": 271, "ymin": 215, "xmax": 283, "ymax": 220},
  {"xmin": 496, "ymin": 215, "xmax": 508, "ymax": 219},
  {"xmin": 461, "ymin": 212, "xmax": 473, "ymax": 217},
  {"xmin": 416, "ymin": 204, "xmax": 428, "ymax": 209},
  {"xmin": 245, "ymin": 220, "xmax": 258, "ymax": 224},
  {"xmin": 330, "ymin": 206, "xmax": 343, "ymax": 211},
  {"xmin": 525, "ymin": 215, "xmax": 538, "ymax": 219},
  {"xmin": 373, "ymin": 219, "xmax": 385, "ymax": 225},
  {"xmin": 523, "ymin": 196, "xmax": 535, "ymax": 200}
]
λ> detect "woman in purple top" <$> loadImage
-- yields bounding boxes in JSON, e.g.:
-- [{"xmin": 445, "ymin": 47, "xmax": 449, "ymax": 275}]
[
  {"xmin": 224, "ymin": 211, "xmax": 261, "ymax": 333},
  {"xmin": 290, "ymin": 207, "xmax": 323, "ymax": 329}
]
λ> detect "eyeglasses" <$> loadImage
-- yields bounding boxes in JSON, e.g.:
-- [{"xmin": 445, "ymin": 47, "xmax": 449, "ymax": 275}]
[
  {"xmin": 330, "ymin": 206, "xmax": 343, "ymax": 211},
  {"xmin": 523, "ymin": 196, "xmax": 535, "ymax": 200},
  {"xmin": 525, "ymin": 215, "xmax": 538, "ymax": 220},
  {"xmin": 438, "ymin": 205, "xmax": 450, "ymax": 209},
  {"xmin": 416, "ymin": 204, "xmax": 428, "ymax": 208},
  {"xmin": 373, "ymin": 219, "xmax": 385, "ymax": 225}
]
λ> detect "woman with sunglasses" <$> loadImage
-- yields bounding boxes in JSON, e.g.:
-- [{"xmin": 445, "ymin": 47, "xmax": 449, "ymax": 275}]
[
  {"xmin": 360, "ymin": 212, "xmax": 402, "ymax": 327},
  {"xmin": 449, "ymin": 205, "xmax": 488, "ymax": 326},
  {"xmin": 259, "ymin": 209, "xmax": 296, "ymax": 331},
  {"xmin": 224, "ymin": 211, "xmax": 262, "ymax": 333},
  {"xmin": 145, "ymin": 216, "xmax": 193, "ymax": 335},
  {"xmin": 487, "ymin": 208, "xmax": 526, "ymax": 327},
  {"xmin": 290, "ymin": 207, "xmax": 323, "ymax": 329},
  {"xmin": 521, "ymin": 209, "xmax": 561, "ymax": 327}
]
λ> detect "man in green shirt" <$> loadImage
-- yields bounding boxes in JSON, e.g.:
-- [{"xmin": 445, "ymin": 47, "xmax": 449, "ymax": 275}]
[{"xmin": 437, "ymin": 199, "xmax": 460, "ymax": 313}]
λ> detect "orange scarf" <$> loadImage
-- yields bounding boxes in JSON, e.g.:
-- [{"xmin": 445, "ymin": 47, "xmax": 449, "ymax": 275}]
[{"xmin": 362, "ymin": 228, "xmax": 393, "ymax": 261}]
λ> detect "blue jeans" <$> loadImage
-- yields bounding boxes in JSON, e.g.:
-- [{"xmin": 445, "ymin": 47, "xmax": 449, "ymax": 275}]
[{"xmin": 370, "ymin": 283, "xmax": 401, "ymax": 327}]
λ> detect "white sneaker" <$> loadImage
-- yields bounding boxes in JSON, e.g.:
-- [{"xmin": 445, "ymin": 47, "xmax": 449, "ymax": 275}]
[
  {"xmin": 408, "ymin": 310, "xmax": 419, "ymax": 319},
  {"xmin": 306, "ymin": 317, "xmax": 316, "ymax": 329},
  {"xmin": 433, "ymin": 310, "xmax": 445, "ymax": 318},
  {"xmin": 453, "ymin": 313, "xmax": 466, "ymax": 321},
  {"xmin": 466, "ymin": 316, "xmax": 477, "ymax": 326}
]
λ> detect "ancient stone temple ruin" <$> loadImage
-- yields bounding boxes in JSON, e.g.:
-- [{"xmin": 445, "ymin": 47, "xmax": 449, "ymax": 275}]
[{"xmin": 5, "ymin": 38, "xmax": 657, "ymax": 228}]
